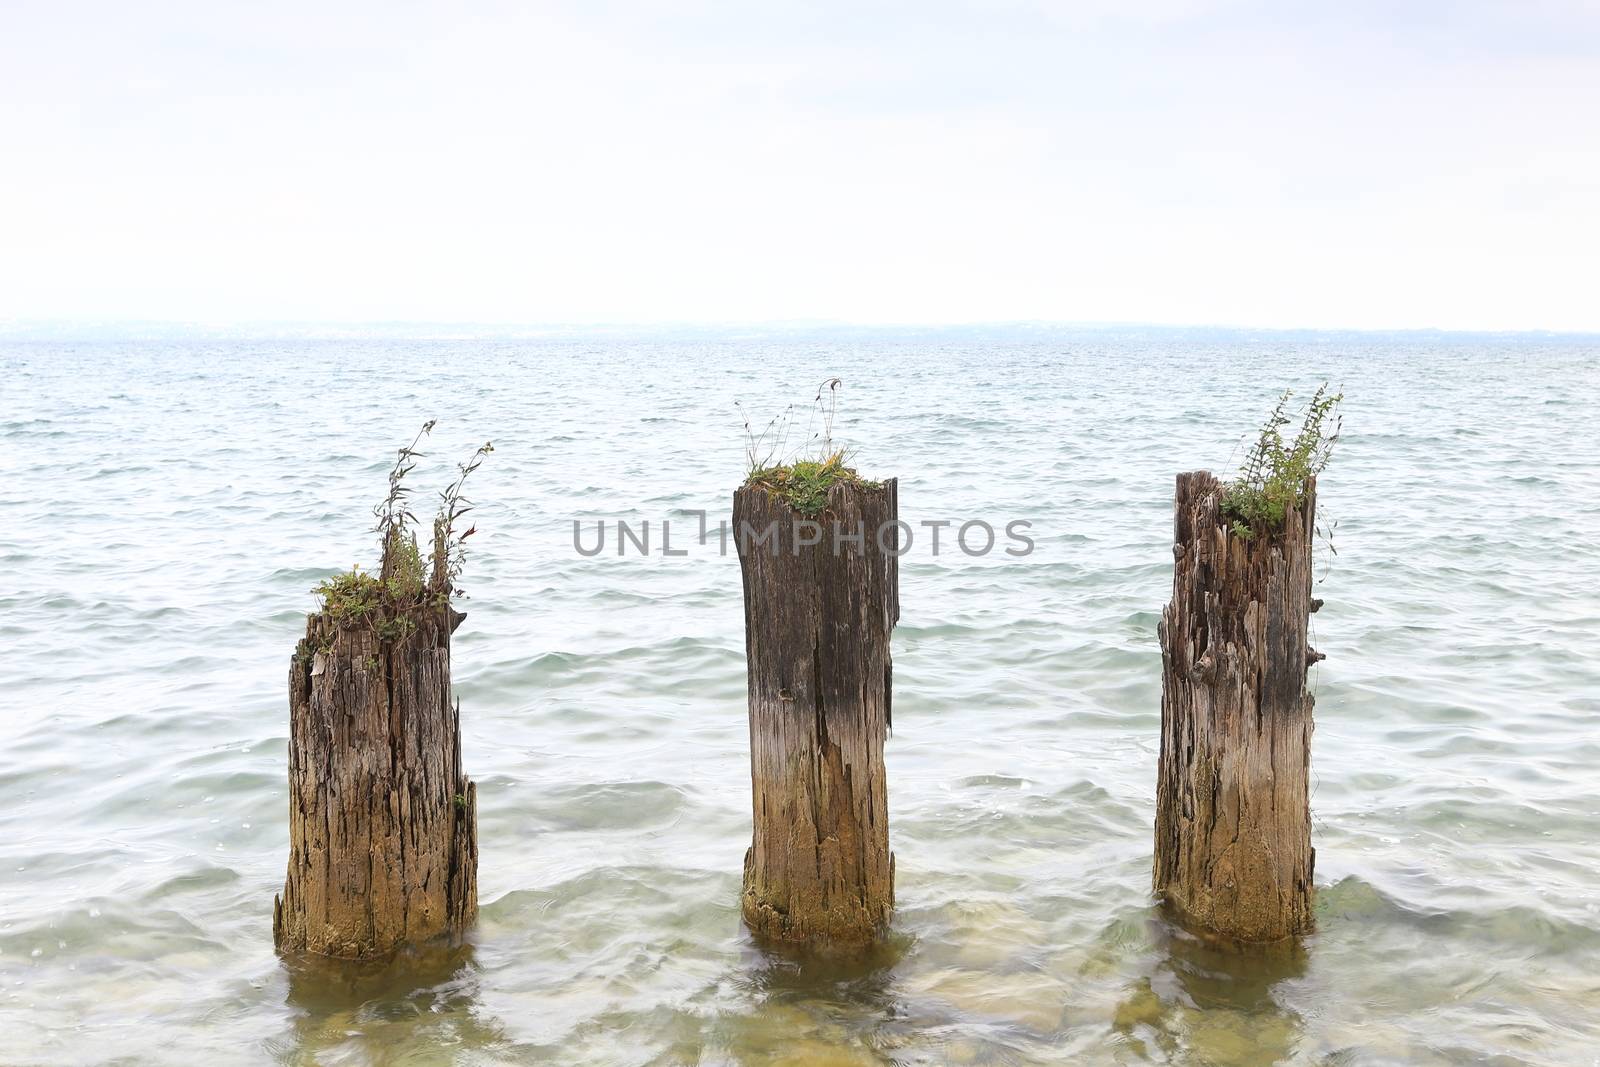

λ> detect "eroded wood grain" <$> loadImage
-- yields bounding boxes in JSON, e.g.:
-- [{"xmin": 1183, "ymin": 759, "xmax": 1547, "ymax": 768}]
[
  {"xmin": 1154, "ymin": 471, "xmax": 1318, "ymax": 942},
  {"xmin": 274, "ymin": 605, "xmax": 477, "ymax": 959},
  {"xmin": 735, "ymin": 479, "xmax": 899, "ymax": 949}
]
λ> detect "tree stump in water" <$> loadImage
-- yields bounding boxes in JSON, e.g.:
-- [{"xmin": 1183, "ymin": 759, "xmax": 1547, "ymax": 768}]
[
  {"xmin": 274, "ymin": 604, "xmax": 478, "ymax": 958},
  {"xmin": 734, "ymin": 478, "xmax": 899, "ymax": 950},
  {"xmin": 1154, "ymin": 471, "xmax": 1320, "ymax": 942}
]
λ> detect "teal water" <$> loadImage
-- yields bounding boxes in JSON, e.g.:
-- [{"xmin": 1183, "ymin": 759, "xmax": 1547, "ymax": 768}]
[{"xmin": 1, "ymin": 333, "xmax": 1598, "ymax": 1065}]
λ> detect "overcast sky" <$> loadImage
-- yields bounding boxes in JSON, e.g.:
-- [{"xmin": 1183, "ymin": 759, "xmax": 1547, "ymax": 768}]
[{"xmin": 2, "ymin": 1, "xmax": 1597, "ymax": 331}]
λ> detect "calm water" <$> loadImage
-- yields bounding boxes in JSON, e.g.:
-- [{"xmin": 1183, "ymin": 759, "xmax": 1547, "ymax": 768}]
[{"xmin": 2, "ymin": 333, "xmax": 1598, "ymax": 1066}]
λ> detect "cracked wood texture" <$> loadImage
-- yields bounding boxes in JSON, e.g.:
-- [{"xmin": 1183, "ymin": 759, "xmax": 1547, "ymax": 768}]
[
  {"xmin": 735, "ymin": 478, "xmax": 899, "ymax": 949},
  {"xmin": 1154, "ymin": 471, "xmax": 1318, "ymax": 943},
  {"xmin": 274, "ymin": 605, "xmax": 478, "ymax": 959}
]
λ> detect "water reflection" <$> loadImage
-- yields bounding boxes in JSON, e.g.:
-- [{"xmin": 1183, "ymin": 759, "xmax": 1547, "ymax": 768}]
[
  {"xmin": 710, "ymin": 934, "xmax": 913, "ymax": 1065},
  {"xmin": 274, "ymin": 940, "xmax": 509, "ymax": 1064},
  {"xmin": 1114, "ymin": 916, "xmax": 1309, "ymax": 1065},
  {"xmin": 738, "ymin": 930, "xmax": 913, "ymax": 993}
]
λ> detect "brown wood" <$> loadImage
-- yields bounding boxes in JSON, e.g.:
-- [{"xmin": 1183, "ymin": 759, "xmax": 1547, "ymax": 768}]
[
  {"xmin": 734, "ymin": 478, "xmax": 899, "ymax": 949},
  {"xmin": 274, "ymin": 604, "xmax": 478, "ymax": 958},
  {"xmin": 1154, "ymin": 471, "xmax": 1319, "ymax": 942}
]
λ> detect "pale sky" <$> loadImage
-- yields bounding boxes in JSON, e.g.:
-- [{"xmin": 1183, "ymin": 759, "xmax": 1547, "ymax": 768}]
[{"xmin": 3, "ymin": 0, "xmax": 1597, "ymax": 331}]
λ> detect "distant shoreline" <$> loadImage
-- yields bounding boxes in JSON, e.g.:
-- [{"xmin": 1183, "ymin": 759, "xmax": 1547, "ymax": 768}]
[{"xmin": 4, "ymin": 321, "xmax": 1599, "ymax": 343}]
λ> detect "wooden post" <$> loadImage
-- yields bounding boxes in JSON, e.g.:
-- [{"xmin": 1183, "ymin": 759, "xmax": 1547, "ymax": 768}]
[
  {"xmin": 1154, "ymin": 471, "xmax": 1320, "ymax": 942},
  {"xmin": 273, "ymin": 602, "xmax": 478, "ymax": 959},
  {"xmin": 734, "ymin": 478, "xmax": 899, "ymax": 950}
]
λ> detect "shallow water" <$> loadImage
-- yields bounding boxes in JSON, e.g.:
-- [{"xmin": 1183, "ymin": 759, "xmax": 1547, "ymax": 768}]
[{"xmin": 2, "ymin": 331, "xmax": 1598, "ymax": 1066}]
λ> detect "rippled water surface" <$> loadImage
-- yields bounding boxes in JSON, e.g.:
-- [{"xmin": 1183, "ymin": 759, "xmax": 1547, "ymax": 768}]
[{"xmin": 2, "ymin": 333, "xmax": 1598, "ymax": 1065}]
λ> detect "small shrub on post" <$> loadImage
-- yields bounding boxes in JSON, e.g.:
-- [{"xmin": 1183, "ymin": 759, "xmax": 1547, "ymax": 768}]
[
  {"xmin": 274, "ymin": 425, "xmax": 492, "ymax": 960},
  {"xmin": 1154, "ymin": 386, "xmax": 1340, "ymax": 943}
]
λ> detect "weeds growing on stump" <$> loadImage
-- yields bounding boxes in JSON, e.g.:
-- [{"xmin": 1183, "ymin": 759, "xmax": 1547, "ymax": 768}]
[
  {"xmin": 312, "ymin": 423, "xmax": 494, "ymax": 639},
  {"xmin": 738, "ymin": 377, "xmax": 881, "ymax": 515},
  {"xmin": 1221, "ymin": 383, "xmax": 1342, "ymax": 540}
]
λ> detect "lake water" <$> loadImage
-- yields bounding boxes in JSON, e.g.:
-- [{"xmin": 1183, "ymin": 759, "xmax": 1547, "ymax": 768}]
[{"xmin": 2, "ymin": 331, "xmax": 1597, "ymax": 1065}]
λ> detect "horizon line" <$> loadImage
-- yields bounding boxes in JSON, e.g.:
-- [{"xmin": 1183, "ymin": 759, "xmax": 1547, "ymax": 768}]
[{"xmin": 2, "ymin": 317, "xmax": 1598, "ymax": 341}]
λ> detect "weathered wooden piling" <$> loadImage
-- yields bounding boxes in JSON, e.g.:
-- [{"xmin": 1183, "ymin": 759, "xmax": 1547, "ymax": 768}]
[
  {"xmin": 273, "ymin": 595, "xmax": 478, "ymax": 958},
  {"xmin": 734, "ymin": 478, "xmax": 899, "ymax": 949},
  {"xmin": 1154, "ymin": 471, "xmax": 1320, "ymax": 942},
  {"xmin": 273, "ymin": 421, "xmax": 491, "ymax": 962}
]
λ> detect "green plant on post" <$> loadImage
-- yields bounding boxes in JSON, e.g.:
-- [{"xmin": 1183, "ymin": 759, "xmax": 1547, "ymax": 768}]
[
  {"xmin": 431, "ymin": 440, "xmax": 495, "ymax": 601},
  {"xmin": 1220, "ymin": 383, "xmax": 1343, "ymax": 539},
  {"xmin": 311, "ymin": 424, "xmax": 492, "ymax": 638},
  {"xmin": 739, "ymin": 378, "xmax": 880, "ymax": 515}
]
